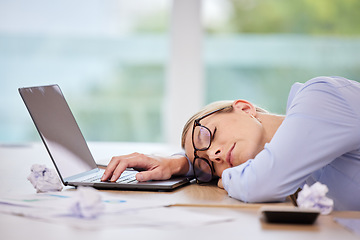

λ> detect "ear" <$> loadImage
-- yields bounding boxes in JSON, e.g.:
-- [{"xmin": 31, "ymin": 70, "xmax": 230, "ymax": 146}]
[{"xmin": 232, "ymin": 99, "xmax": 257, "ymax": 116}]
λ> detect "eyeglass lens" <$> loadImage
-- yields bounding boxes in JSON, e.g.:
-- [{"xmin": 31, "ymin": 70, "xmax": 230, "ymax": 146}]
[
  {"xmin": 193, "ymin": 125, "xmax": 211, "ymax": 150},
  {"xmin": 193, "ymin": 157, "xmax": 213, "ymax": 182}
]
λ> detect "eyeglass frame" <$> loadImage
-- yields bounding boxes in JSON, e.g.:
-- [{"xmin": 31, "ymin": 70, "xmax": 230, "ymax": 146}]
[{"xmin": 191, "ymin": 106, "xmax": 233, "ymax": 183}]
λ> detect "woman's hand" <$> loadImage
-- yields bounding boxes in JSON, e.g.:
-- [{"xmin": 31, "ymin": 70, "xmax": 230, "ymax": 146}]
[
  {"xmin": 101, "ymin": 152, "xmax": 189, "ymax": 182},
  {"xmin": 217, "ymin": 178, "xmax": 224, "ymax": 189}
]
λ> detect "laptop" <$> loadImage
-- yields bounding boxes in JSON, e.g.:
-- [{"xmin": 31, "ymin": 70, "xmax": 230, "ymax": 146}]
[{"xmin": 19, "ymin": 84, "xmax": 191, "ymax": 191}]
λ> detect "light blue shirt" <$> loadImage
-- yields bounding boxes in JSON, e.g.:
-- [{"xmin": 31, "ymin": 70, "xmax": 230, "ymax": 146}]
[{"xmin": 222, "ymin": 76, "xmax": 360, "ymax": 211}]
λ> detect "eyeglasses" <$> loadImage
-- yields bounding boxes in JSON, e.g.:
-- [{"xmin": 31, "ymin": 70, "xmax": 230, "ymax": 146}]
[{"xmin": 191, "ymin": 106, "xmax": 232, "ymax": 183}]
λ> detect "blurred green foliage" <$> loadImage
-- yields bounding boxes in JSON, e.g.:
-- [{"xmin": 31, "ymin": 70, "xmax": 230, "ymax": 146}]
[
  {"xmin": 204, "ymin": 0, "xmax": 360, "ymax": 114},
  {"xmin": 207, "ymin": 0, "xmax": 360, "ymax": 35}
]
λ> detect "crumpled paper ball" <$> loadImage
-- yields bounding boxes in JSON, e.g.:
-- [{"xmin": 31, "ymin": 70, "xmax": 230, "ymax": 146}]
[
  {"xmin": 27, "ymin": 164, "xmax": 63, "ymax": 193},
  {"xmin": 69, "ymin": 186, "xmax": 105, "ymax": 219},
  {"xmin": 297, "ymin": 182, "xmax": 334, "ymax": 215}
]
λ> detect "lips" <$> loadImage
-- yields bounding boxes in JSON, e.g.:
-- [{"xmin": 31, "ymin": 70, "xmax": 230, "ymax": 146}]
[{"xmin": 226, "ymin": 143, "xmax": 236, "ymax": 167}]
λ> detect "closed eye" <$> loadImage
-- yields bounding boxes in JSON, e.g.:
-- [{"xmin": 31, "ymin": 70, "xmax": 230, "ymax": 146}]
[{"xmin": 211, "ymin": 127, "xmax": 217, "ymax": 141}]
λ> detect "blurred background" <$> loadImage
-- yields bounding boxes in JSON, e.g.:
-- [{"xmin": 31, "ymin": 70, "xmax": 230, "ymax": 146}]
[{"xmin": 1, "ymin": 0, "xmax": 360, "ymax": 146}]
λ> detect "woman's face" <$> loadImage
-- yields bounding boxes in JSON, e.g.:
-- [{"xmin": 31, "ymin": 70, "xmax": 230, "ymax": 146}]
[{"xmin": 184, "ymin": 100, "xmax": 265, "ymax": 178}]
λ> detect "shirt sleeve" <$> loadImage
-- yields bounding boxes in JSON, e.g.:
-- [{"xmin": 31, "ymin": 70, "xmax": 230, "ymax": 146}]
[
  {"xmin": 172, "ymin": 152, "xmax": 194, "ymax": 177},
  {"xmin": 222, "ymin": 77, "xmax": 360, "ymax": 203}
]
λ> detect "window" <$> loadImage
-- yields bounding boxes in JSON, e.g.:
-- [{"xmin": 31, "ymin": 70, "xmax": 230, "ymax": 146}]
[
  {"xmin": 3, "ymin": 0, "xmax": 359, "ymax": 146},
  {"xmin": 0, "ymin": 0, "xmax": 170, "ymax": 143},
  {"xmin": 203, "ymin": 0, "xmax": 360, "ymax": 114}
]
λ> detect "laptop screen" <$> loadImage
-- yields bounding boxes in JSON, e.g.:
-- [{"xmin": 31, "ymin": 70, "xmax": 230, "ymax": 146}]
[{"xmin": 19, "ymin": 85, "xmax": 97, "ymax": 179}]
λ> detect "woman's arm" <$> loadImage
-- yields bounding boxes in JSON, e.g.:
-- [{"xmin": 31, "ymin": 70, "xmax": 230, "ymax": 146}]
[
  {"xmin": 222, "ymin": 77, "xmax": 360, "ymax": 203},
  {"xmin": 101, "ymin": 153, "xmax": 189, "ymax": 182}
]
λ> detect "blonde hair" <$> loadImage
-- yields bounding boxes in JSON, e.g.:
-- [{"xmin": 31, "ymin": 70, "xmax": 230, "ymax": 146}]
[{"xmin": 181, "ymin": 100, "xmax": 268, "ymax": 149}]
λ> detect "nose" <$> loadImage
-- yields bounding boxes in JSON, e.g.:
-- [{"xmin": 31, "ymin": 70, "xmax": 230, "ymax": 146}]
[{"xmin": 207, "ymin": 145, "xmax": 224, "ymax": 163}]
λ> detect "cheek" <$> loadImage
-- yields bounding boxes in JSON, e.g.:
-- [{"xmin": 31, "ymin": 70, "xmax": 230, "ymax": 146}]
[
  {"xmin": 232, "ymin": 137, "xmax": 263, "ymax": 167},
  {"xmin": 214, "ymin": 164, "xmax": 231, "ymax": 178}
]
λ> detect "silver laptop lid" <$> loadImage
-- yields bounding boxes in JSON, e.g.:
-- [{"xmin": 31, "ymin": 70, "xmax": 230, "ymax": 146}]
[{"xmin": 19, "ymin": 85, "xmax": 97, "ymax": 180}]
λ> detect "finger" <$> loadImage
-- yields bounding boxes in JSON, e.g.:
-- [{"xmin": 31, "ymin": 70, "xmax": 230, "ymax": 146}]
[
  {"xmin": 108, "ymin": 154, "xmax": 141, "ymax": 181},
  {"xmin": 102, "ymin": 153, "xmax": 156, "ymax": 182},
  {"xmin": 135, "ymin": 167, "xmax": 171, "ymax": 182},
  {"xmin": 217, "ymin": 178, "xmax": 224, "ymax": 189},
  {"xmin": 101, "ymin": 156, "xmax": 120, "ymax": 181},
  {"xmin": 101, "ymin": 153, "xmax": 137, "ymax": 181},
  {"xmin": 109, "ymin": 161, "xmax": 129, "ymax": 182}
]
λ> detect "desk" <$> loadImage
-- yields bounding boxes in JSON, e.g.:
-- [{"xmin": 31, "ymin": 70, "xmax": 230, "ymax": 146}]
[{"xmin": 0, "ymin": 142, "xmax": 359, "ymax": 240}]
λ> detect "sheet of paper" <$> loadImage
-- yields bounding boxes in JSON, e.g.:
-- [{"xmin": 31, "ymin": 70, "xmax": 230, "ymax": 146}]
[
  {"xmin": 0, "ymin": 191, "xmax": 166, "ymax": 217},
  {"xmin": 0, "ymin": 191, "xmax": 234, "ymax": 230},
  {"xmin": 334, "ymin": 218, "xmax": 360, "ymax": 237}
]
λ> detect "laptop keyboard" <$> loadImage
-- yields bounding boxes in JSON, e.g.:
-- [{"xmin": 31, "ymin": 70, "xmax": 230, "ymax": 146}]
[
  {"xmin": 115, "ymin": 171, "xmax": 138, "ymax": 183},
  {"xmin": 81, "ymin": 171, "xmax": 138, "ymax": 184}
]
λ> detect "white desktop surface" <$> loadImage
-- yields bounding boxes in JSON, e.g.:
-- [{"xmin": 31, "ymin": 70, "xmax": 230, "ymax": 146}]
[{"xmin": 0, "ymin": 142, "xmax": 359, "ymax": 240}]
